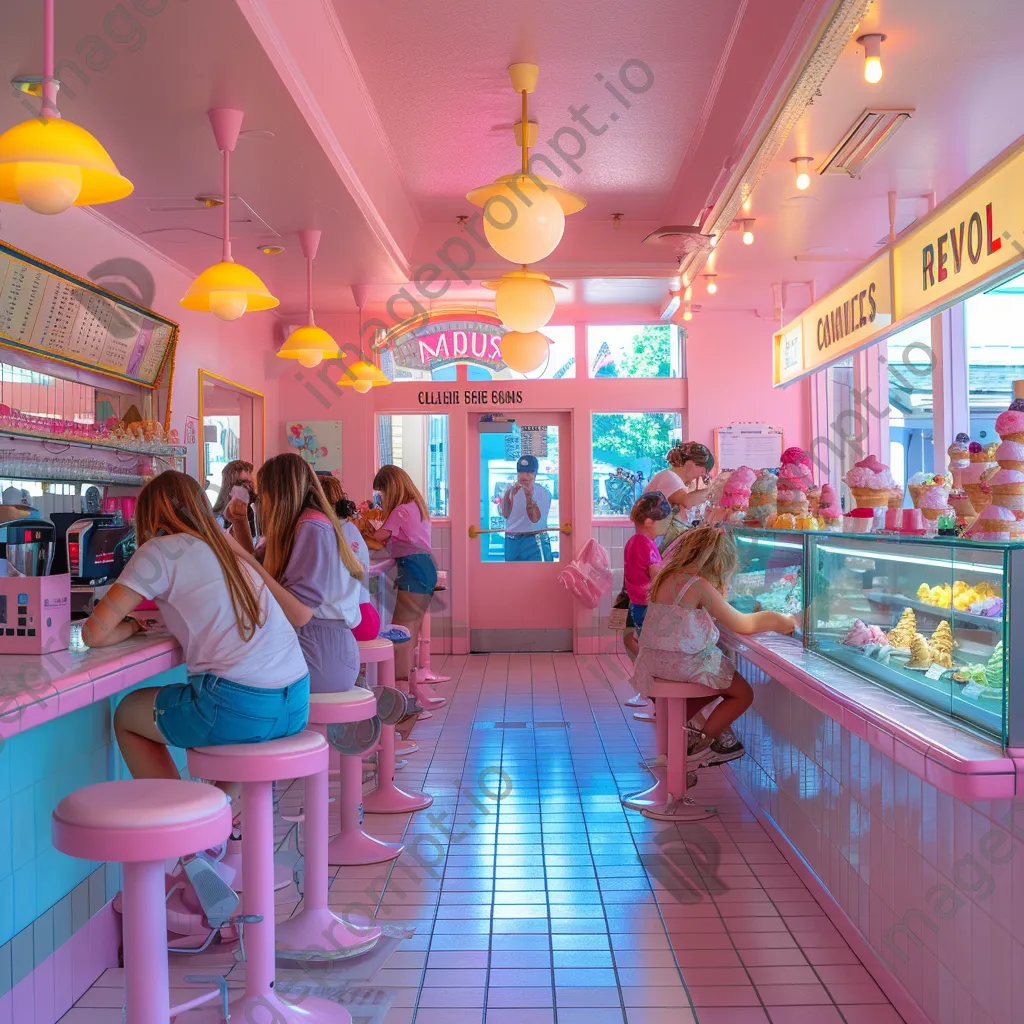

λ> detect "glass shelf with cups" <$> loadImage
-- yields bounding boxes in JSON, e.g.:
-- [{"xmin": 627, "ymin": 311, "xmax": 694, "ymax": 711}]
[{"xmin": 728, "ymin": 527, "xmax": 1023, "ymax": 747}]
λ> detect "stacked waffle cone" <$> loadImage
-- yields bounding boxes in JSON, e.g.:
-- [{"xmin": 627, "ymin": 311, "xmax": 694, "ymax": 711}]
[{"xmin": 975, "ymin": 399, "xmax": 1024, "ymax": 539}]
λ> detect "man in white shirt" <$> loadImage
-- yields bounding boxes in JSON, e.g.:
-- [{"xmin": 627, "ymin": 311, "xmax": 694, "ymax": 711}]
[{"xmin": 500, "ymin": 455, "xmax": 553, "ymax": 561}]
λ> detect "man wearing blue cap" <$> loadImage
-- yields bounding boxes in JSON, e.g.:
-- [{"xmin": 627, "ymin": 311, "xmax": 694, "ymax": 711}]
[{"xmin": 499, "ymin": 454, "xmax": 552, "ymax": 561}]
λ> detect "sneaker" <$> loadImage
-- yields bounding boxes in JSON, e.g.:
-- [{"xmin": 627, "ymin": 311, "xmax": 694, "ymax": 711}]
[
  {"xmin": 686, "ymin": 772, "xmax": 699, "ymax": 789},
  {"xmin": 687, "ymin": 732, "xmax": 713, "ymax": 766},
  {"xmin": 647, "ymin": 753, "xmax": 668, "ymax": 768},
  {"xmin": 705, "ymin": 736, "xmax": 745, "ymax": 765},
  {"xmin": 380, "ymin": 627, "xmax": 411, "ymax": 643}
]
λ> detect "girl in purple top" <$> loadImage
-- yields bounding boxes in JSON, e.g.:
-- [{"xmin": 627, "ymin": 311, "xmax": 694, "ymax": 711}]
[
  {"xmin": 234, "ymin": 454, "xmax": 364, "ymax": 693},
  {"xmin": 372, "ymin": 465, "xmax": 437, "ymax": 682}
]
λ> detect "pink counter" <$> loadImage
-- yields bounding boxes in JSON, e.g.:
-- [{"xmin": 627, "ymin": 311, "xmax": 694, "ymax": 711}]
[
  {"xmin": 718, "ymin": 629, "xmax": 1024, "ymax": 1024},
  {"xmin": 0, "ymin": 630, "xmax": 183, "ymax": 741}
]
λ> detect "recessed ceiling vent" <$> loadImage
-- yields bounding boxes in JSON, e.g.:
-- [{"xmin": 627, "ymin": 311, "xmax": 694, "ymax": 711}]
[
  {"xmin": 819, "ymin": 108, "xmax": 913, "ymax": 178},
  {"xmin": 642, "ymin": 225, "xmax": 713, "ymax": 256}
]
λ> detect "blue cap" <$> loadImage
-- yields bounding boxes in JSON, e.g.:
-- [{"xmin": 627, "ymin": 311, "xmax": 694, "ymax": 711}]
[{"xmin": 517, "ymin": 455, "xmax": 539, "ymax": 474}]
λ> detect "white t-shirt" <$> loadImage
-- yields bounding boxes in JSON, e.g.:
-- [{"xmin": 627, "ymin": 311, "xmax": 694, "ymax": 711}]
[
  {"xmin": 119, "ymin": 535, "xmax": 308, "ymax": 689},
  {"xmin": 646, "ymin": 469, "xmax": 685, "ymax": 499},
  {"xmin": 341, "ymin": 521, "xmax": 371, "ymax": 604},
  {"xmin": 504, "ymin": 483, "xmax": 552, "ymax": 533}
]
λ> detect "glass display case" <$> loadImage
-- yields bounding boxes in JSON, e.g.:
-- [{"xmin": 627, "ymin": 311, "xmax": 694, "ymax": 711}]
[
  {"xmin": 729, "ymin": 529, "xmax": 805, "ymax": 616},
  {"xmin": 728, "ymin": 527, "xmax": 1024, "ymax": 747}
]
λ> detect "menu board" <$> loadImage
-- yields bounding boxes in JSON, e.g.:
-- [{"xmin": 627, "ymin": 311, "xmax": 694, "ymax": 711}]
[
  {"xmin": 714, "ymin": 422, "xmax": 784, "ymax": 471},
  {"xmin": 0, "ymin": 241, "xmax": 176, "ymax": 388}
]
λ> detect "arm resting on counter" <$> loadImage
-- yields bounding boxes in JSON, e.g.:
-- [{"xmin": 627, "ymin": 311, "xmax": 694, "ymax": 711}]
[
  {"xmin": 700, "ymin": 581, "xmax": 796, "ymax": 636},
  {"xmin": 82, "ymin": 583, "xmax": 146, "ymax": 648}
]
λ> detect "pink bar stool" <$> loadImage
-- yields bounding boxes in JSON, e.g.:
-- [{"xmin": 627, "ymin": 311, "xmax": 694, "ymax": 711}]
[
  {"xmin": 641, "ymin": 678, "xmax": 718, "ymax": 822},
  {"xmin": 359, "ymin": 639, "xmax": 433, "ymax": 815},
  {"xmin": 308, "ymin": 688, "xmax": 404, "ymax": 865},
  {"xmin": 188, "ymin": 733, "xmax": 351, "ymax": 1022},
  {"xmin": 622, "ymin": 696, "xmax": 670, "ymax": 810},
  {"xmin": 408, "ymin": 575, "xmax": 447, "ymax": 706},
  {"xmin": 52, "ymin": 779, "xmax": 233, "ymax": 1024}
]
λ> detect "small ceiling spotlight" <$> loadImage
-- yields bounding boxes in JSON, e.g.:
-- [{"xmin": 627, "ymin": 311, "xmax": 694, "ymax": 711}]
[
  {"xmin": 857, "ymin": 33, "xmax": 886, "ymax": 84},
  {"xmin": 257, "ymin": 244, "xmax": 284, "ymax": 255},
  {"xmin": 791, "ymin": 156, "xmax": 814, "ymax": 191},
  {"xmin": 611, "ymin": 212, "xmax": 623, "ymax": 230},
  {"xmin": 682, "ymin": 303, "xmax": 693, "ymax": 322},
  {"xmin": 704, "ymin": 274, "xmax": 718, "ymax": 294},
  {"xmin": 742, "ymin": 219, "xmax": 755, "ymax": 245}
]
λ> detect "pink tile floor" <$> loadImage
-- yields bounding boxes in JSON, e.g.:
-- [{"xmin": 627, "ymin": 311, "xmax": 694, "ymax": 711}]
[{"xmin": 60, "ymin": 654, "xmax": 905, "ymax": 1024}]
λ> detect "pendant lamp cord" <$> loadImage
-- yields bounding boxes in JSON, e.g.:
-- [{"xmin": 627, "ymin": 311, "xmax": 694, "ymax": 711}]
[
  {"xmin": 222, "ymin": 146, "xmax": 232, "ymax": 263},
  {"xmin": 42, "ymin": 0, "xmax": 58, "ymax": 120},
  {"xmin": 520, "ymin": 89, "xmax": 528, "ymax": 177},
  {"xmin": 307, "ymin": 256, "xmax": 315, "ymax": 327}
]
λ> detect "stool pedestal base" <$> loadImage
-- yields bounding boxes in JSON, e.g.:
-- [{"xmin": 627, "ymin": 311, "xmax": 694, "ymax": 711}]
[
  {"xmin": 362, "ymin": 726, "xmax": 432, "ymax": 814},
  {"xmin": 187, "ymin": 990, "xmax": 352, "ymax": 1023},
  {"xmin": 621, "ymin": 770, "xmax": 669, "ymax": 810},
  {"xmin": 276, "ymin": 907, "xmax": 381, "ymax": 962}
]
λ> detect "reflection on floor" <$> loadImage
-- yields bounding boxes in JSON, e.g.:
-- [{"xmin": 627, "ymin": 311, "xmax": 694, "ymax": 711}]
[{"xmin": 61, "ymin": 654, "xmax": 905, "ymax": 1024}]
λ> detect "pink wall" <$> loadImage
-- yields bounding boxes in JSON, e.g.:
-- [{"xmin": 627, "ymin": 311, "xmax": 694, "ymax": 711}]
[
  {"xmin": 686, "ymin": 310, "xmax": 810, "ymax": 461},
  {"xmin": 0, "ymin": 204, "xmax": 280, "ymax": 455}
]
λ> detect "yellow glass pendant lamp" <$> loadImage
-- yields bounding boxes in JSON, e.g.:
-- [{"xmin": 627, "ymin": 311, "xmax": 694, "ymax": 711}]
[
  {"xmin": 276, "ymin": 230, "xmax": 340, "ymax": 368},
  {"xmin": 500, "ymin": 329, "xmax": 550, "ymax": 374},
  {"xmin": 0, "ymin": 0, "xmax": 132, "ymax": 214},
  {"xmin": 180, "ymin": 109, "xmax": 278, "ymax": 321},
  {"xmin": 466, "ymin": 64, "xmax": 585, "ymax": 266},
  {"xmin": 483, "ymin": 268, "xmax": 566, "ymax": 333}
]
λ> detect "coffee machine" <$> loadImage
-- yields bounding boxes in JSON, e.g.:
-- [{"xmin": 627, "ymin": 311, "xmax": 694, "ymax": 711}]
[{"xmin": 49, "ymin": 511, "xmax": 133, "ymax": 584}]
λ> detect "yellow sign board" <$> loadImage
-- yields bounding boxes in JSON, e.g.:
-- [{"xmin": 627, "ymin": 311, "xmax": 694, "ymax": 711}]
[
  {"xmin": 772, "ymin": 253, "xmax": 892, "ymax": 386},
  {"xmin": 894, "ymin": 143, "xmax": 1024, "ymax": 319}
]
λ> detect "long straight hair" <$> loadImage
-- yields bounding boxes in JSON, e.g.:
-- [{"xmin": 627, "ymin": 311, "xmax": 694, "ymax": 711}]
[
  {"xmin": 258, "ymin": 453, "xmax": 362, "ymax": 580},
  {"xmin": 372, "ymin": 464, "xmax": 429, "ymax": 522},
  {"xmin": 135, "ymin": 470, "xmax": 264, "ymax": 641},
  {"xmin": 649, "ymin": 525, "xmax": 738, "ymax": 600}
]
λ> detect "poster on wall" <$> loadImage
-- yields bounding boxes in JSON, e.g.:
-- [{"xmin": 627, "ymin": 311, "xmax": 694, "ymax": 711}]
[
  {"xmin": 714, "ymin": 422, "xmax": 783, "ymax": 470},
  {"xmin": 286, "ymin": 420, "xmax": 342, "ymax": 474}
]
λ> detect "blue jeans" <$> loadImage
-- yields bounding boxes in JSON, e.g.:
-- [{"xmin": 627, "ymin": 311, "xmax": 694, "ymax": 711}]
[
  {"xmin": 504, "ymin": 532, "xmax": 552, "ymax": 562},
  {"xmin": 154, "ymin": 673, "xmax": 310, "ymax": 748}
]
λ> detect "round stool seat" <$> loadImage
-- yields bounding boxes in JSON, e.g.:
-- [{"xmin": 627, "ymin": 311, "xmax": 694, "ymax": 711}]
[
  {"xmin": 309, "ymin": 688, "xmax": 377, "ymax": 725},
  {"xmin": 649, "ymin": 678, "xmax": 720, "ymax": 700},
  {"xmin": 357, "ymin": 637, "xmax": 395, "ymax": 664},
  {"xmin": 52, "ymin": 779, "xmax": 231, "ymax": 863},
  {"xmin": 188, "ymin": 730, "xmax": 329, "ymax": 784}
]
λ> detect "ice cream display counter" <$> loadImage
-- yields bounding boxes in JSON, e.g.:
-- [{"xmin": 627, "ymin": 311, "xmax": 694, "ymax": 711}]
[{"xmin": 729, "ymin": 526, "xmax": 1022, "ymax": 747}]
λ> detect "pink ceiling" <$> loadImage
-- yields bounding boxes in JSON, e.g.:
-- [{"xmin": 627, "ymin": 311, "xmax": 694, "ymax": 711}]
[
  {"xmin": 0, "ymin": 0, "xmax": 401, "ymax": 314},
  {"xmin": 701, "ymin": 0, "xmax": 1024, "ymax": 321}
]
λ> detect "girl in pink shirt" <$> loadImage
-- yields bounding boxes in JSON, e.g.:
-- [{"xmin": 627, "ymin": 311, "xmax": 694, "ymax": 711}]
[{"xmin": 372, "ymin": 465, "xmax": 437, "ymax": 682}]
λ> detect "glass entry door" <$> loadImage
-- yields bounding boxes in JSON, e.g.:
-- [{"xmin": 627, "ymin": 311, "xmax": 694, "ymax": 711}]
[{"xmin": 467, "ymin": 412, "xmax": 573, "ymax": 652}]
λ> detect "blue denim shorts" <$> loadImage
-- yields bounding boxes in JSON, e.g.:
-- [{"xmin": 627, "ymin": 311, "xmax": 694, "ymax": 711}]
[
  {"xmin": 629, "ymin": 602, "xmax": 649, "ymax": 635},
  {"xmin": 153, "ymin": 672, "xmax": 310, "ymax": 748},
  {"xmin": 394, "ymin": 553, "xmax": 438, "ymax": 594}
]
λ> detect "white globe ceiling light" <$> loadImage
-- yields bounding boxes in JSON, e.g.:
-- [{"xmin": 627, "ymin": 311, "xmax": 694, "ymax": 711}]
[
  {"xmin": 466, "ymin": 64, "xmax": 585, "ymax": 266},
  {"xmin": 857, "ymin": 33, "xmax": 886, "ymax": 84}
]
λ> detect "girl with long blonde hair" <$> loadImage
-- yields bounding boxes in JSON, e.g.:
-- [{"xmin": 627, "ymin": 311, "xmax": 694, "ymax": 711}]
[
  {"xmin": 82, "ymin": 471, "xmax": 310, "ymax": 782},
  {"xmin": 371, "ymin": 464, "xmax": 437, "ymax": 682},
  {"xmin": 632, "ymin": 526, "xmax": 796, "ymax": 766},
  {"xmin": 230, "ymin": 454, "xmax": 365, "ymax": 693}
]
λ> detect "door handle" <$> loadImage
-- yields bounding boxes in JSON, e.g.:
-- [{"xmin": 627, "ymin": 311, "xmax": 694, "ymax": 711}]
[{"xmin": 469, "ymin": 523, "xmax": 572, "ymax": 538}]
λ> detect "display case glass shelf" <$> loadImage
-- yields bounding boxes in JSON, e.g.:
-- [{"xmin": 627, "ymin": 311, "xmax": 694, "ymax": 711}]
[{"xmin": 728, "ymin": 527, "xmax": 1023, "ymax": 747}]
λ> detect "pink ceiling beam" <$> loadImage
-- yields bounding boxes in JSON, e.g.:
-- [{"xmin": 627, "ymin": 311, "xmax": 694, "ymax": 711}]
[{"xmin": 232, "ymin": 0, "xmax": 420, "ymax": 278}]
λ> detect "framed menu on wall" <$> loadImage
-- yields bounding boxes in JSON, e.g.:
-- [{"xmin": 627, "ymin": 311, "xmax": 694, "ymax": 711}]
[
  {"xmin": 714, "ymin": 422, "xmax": 784, "ymax": 471},
  {"xmin": 0, "ymin": 240, "xmax": 177, "ymax": 388}
]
